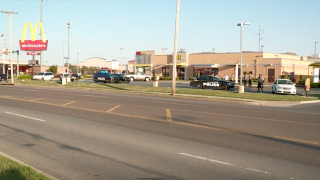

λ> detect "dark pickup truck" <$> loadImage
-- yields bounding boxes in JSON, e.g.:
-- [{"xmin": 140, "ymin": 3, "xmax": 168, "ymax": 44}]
[{"xmin": 190, "ymin": 75, "xmax": 235, "ymax": 90}]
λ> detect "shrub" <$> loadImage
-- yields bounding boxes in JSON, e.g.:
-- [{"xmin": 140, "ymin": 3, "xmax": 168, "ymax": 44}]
[
  {"xmin": 310, "ymin": 83, "xmax": 320, "ymax": 88},
  {"xmin": 280, "ymin": 75, "xmax": 290, "ymax": 79},
  {"xmin": 18, "ymin": 75, "xmax": 32, "ymax": 79}
]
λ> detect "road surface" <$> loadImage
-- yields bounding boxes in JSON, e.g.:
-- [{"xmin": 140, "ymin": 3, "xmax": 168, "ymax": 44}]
[{"xmin": 0, "ymin": 85, "xmax": 319, "ymax": 180}]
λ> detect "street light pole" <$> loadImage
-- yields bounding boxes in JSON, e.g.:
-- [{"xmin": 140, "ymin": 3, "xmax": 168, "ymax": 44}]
[
  {"xmin": 67, "ymin": 22, "xmax": 72, "ymax": 72},
  {"xmin": 172, "ymin": 0, "xmax": 180, "ymax": 96},
  {"xmin": 77, "ymin": 52, "xmax": 79, "ymax": 74},
  {"xmin": 315, "ymin": 42, "xmax": 318, "ymax": 63},
  {"xmin": 1, "ymin": 10, "xmax": 18, "ymax": 84},
  {"xmin": 237, "ymin": 22, "xmax": 250, "ymax": 93},
  {"xmin": 40, "ymin": 0, "xmax": 43, "ymax": 72}
]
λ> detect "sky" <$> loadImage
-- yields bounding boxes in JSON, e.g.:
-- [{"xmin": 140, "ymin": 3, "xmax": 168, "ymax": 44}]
[{"xmin": 0, "ymin": 0, "xmax": 320, "ymax": 66}]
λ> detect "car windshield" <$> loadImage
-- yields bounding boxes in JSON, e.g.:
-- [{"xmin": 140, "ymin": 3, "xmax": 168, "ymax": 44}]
[
  {"xmin": 278, "ymin": 80, "xmax": 293, "ymax": 85},
  {"xmin": 37, "ymin": 73, "xmax": 44, "ymax": 75}
]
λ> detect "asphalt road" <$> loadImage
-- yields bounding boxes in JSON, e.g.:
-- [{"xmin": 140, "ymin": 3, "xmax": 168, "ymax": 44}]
[{"xmin": 0, "ymin": 85, "xmax": 320, "ymax": 180}]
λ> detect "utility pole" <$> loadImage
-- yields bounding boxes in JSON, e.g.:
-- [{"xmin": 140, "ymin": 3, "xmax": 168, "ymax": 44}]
[
  {"xmin": 172, "ymin": 0, "xmax": 180, "ymax": 96},
  {"xmin": 67, "ymin": 22, "xmax": 72, "ymax": 72},
  {"xmin": 1, "ymin": 10, "xmax": 18, "ymax": 84},
  {"xmin": 120, "ymin": 48, "xmax": 123, "ymax": 65},
  {"xmin": 40, "ymin": 0, "xmax": 43, "ymax": 72},
  {"xmin": 256, "ymin": 25, "xmax": 264, "ymax": 52},
  {"xmin": 1, "ymin": 34, "xmax": 5, "ymax": 74}
]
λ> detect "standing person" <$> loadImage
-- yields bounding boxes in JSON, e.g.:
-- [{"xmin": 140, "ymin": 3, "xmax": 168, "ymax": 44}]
[
  {"xmin": 249, "ymin": 72, "xmax": 252, "ymax": 87},
  {"xmin": 257, "ymin": 74, "xmax": 263, "ymax": 92},
  {"xmin": 231, "ymin": 73, "xmax": 234, "ymax": 82},
  {"xmin": 243, "ymin": 73, "xmax": 247, "ymax": 86},
  {"xmin": 224, "ymin": 74, "xmax": 229, "ymax": 81}
]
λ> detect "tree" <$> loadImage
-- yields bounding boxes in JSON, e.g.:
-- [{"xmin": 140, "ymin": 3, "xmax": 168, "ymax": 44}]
[{"xmin": 49, "ymin": 65, "xmax": 58, "ymax": 75}]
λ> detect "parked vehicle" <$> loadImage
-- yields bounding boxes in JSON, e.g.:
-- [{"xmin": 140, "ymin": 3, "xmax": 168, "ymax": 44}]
[
  {"xmin": 190, "ymin": 75, "xmax": 235, "ymax": 90},
  {"xmin": 32, "ymin": 72, "xmax": 54, "ymax": 81},
  {"xmin": 128, "ymin": 72, "xmax": 151, "ymax": 82},
  {"xmin": 70, "ymin": 74, "xmax": 80, "ymax": 81},
  {"xmin": 113, "ymin": 74, "xmax": 130, "ymax": 83},
  {"xmin": 93, "ymin": 73, "xmax": 119, "ymax": 83},
  {"xmin": 272, "ymin": 79, "xmax": 296, "ymax": 95},
  {"xmin": 0, "ymin": 74, "xmax": 9, "ymax": 81}
]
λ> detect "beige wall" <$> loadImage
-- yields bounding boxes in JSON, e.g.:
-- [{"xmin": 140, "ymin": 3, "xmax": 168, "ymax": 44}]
[{"xmin": 137, "ymin": 51, "xmax": 314, "ymax": 81}]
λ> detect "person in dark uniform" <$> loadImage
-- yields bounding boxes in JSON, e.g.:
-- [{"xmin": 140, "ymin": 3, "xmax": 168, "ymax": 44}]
[{"xmin": 257, "ymin": 74, "xmax": 263, "ymax": 92}]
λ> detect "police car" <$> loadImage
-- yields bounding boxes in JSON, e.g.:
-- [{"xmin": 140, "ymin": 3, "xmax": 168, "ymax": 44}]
[{"xmin": 190, "ymin": 75, "xmax": 235, "ymax": 90}]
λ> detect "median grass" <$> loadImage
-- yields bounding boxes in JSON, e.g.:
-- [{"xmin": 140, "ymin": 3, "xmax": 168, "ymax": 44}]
[
  {"xmin": 0, "ymin": 155, "xmax": 51, "ymax": 180},
  {"xmin": 16, "ymin": 80, "xmax": 319, "ymax": 101}
]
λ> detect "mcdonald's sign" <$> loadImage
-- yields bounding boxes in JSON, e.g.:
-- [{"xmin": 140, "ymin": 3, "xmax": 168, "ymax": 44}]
[
  {"xmin": 19, "ymin": 22, "xmax": 48, "ymax": 51},
  {"xmin": 177, "ymin": 54, "xmax": 182, "ymax": 60}
]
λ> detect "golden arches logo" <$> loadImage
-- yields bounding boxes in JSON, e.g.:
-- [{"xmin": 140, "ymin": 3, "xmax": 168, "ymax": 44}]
[{"xmin": 21, "ymin": 22, "xmax": 46, "ymax": 43}]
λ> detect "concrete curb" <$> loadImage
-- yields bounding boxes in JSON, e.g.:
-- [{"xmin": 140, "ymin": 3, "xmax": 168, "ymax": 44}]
[{"xmin": 0, "ymin": 151, "xmax": 58, "ymax": 180}]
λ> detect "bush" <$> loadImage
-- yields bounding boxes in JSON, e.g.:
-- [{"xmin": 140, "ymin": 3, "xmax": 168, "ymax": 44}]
[
  {"xmin": 280, "ymin": 75, "xmax": 290, "ymax": 79},
  {"xmin": 310, "ymin": 83, "xmax": 320, "ymax": 88},
  {"xmin": 18, "ymin": 75, "xmax": 32, "ymax": 79},
  {"xmin": 159, "ymin": 77, "xmax": 179, "ymax": 80}
]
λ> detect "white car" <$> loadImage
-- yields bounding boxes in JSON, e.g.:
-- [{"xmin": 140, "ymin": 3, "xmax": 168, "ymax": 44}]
[
  {"xmin": 32, "ymin": 72, "xmax": 54, "ymax": 81},
  {"xmin": 272, "ymin": 79, "xmax": 296, "ymax": 95},
  {"xmin": 128, "ymin": 72, "xmax": 152, "ymax": 82}
]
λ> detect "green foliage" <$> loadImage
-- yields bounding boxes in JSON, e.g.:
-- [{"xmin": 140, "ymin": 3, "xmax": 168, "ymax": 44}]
[
  {"xmin": 280, "ymin": 75, "xmax": 290, "ymax": 79},
  {"xmin": 49, "ymin": 65, "xmax": 58, "ymax": 75},
  {"xmin": 18, "ymin": 75, "xmax": 32, "ymax": 79},
  {"xmin": 310, "ymin": 83, "xmax": 320, "ymax": 88},
  {"xmin": 0, "ymin": 155, "xmax": 51, "ymax": 180},
  {"xmin": 159, "ymin": 77, "xmax": 179, "ymax": 80}
]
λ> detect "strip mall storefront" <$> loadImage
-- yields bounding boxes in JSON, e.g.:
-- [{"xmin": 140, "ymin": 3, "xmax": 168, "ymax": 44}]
[{"xmin": 133, "ymin": 51, "xmax": 315, "ymax": 82}]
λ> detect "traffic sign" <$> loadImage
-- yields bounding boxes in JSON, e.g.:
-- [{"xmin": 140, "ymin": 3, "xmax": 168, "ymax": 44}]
[{"xmin": 27, "ymin": 52, "xmax": 40, "ymax": 55}]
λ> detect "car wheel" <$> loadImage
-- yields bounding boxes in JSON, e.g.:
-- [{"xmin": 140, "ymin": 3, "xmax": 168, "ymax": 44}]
[
  {"xmin": 221, "ymin": 84, "xmax": 227, "ymax": 90},
  {"xmin": 272, "ymin": 88, "xmax": 275, "ymax": 94},
  {"xmin": 196, "ymin": 83, "xmax": 203, "ymax": 89},
  {"xmin": 145, "ymin": 77, "xmax": 150, "ymax": 81},
  {"xmin": 130, "ymin": 77, "xmax": 134, "ymax": 82}
]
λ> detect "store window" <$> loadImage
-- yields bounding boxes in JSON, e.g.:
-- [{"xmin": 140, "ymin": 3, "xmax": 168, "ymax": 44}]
[{"xmin": 162, "ymin": 67, "xmax": 169, "ymax": 77}]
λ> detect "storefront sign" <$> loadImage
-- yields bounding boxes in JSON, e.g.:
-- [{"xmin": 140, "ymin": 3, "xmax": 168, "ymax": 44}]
[
  {"xmin": 27, "ymin": 52, "xmax": 41, "ymax": 55},
  {"xmin": 19, "ymin": 22, "xmax": 48, "ymax": 51}
]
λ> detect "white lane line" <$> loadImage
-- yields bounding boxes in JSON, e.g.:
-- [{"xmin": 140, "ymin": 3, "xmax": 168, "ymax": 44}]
[
  {"xmin": 154, "ymin": 101, "xmax": 205, "ymax": 107},
  {"xmin": 76, "ymin": 94, "xmax": 108, "ymax": 98},
  {"xmin": 179, "ymin": 153, "xmax": 292, "ymax": 178},
  {"xmin": 5, "ymin": 111, "xmax": 45, "ymax": 122},
  {"xmin": 246, "ymin": 168, "xmax": 271, "ymax": 175},
  {"xmin": 179, "ymin": 153, "xmax": 233, "ymax": 166}
]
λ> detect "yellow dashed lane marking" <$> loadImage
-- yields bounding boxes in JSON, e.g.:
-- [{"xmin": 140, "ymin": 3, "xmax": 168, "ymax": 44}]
[
  {"xmin": 166, "ymin": 109, "xmax": 172, "ymax": 122},
  {"xmin": 1, "ymin": 96, "xmax": 320, "ymax": 147},
  {"xmin": 62, "ymin": 101, "xmax": 76, "ymax": 106},
  {"xmin": 106, "ymin": 105, "xmax": 121, "ymax": 113}
]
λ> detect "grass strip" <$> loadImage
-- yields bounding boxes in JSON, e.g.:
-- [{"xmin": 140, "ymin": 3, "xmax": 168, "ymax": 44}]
[
  {"xmin": 16, "ymin": 80, "xmax": 319, "ymax": 101},
  {"xmin": 0, "ymin": 155, "xmax": 51, "ymax": 180}
]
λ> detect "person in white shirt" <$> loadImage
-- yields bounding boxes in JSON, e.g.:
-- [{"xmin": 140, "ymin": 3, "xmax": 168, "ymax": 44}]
[{"xmin": 224, "ymin": 74, "xmax": 229, "ymax": 81}]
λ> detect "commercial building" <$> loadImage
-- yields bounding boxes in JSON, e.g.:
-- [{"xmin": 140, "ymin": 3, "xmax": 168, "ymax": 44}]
[
  {"xmin": 79, "ymin": 57, "xmax": 127, "ymax": 74},
  {"xmin": 132, "ymin": 50, "xmax": 319, "ymax": 82}
]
